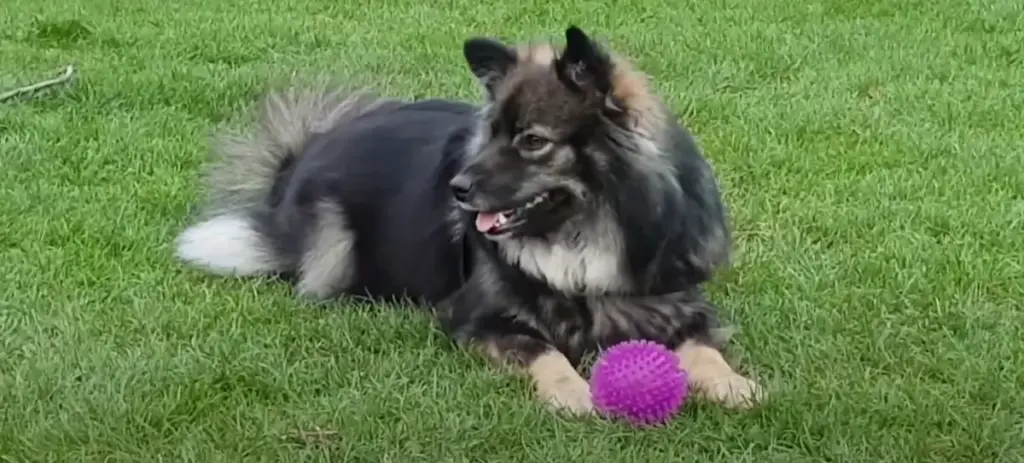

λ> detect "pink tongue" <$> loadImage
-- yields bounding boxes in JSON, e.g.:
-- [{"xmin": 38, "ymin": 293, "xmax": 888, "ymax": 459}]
[{"xmin": 475, "ymin": 212, "xmax": 500, "ymax": 232}]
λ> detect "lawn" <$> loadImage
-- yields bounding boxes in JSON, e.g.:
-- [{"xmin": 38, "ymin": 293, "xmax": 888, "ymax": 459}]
[{"xmin": 1, "ymin": 0, "xmax": 1022, "ymax": 460}]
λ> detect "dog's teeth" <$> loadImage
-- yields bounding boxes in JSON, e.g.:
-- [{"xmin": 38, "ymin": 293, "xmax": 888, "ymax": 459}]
[{"xmin": 497, "ymin": 213, "xmax": 509, "ymax": 225}]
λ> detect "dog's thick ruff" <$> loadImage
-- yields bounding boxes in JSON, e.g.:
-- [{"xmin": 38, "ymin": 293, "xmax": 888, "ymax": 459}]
[{"xmin": 176, "ymin": 26, "xmax": 763, "ymax": 413}]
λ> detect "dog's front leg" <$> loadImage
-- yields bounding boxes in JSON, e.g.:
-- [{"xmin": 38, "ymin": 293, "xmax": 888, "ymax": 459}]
[
  {"xmin": 673, "ymin": 339, "xmax": 764, "ymax": 409},
  {"xmin": 438, "ymin": 270, "xmax": 594, "ymax": 415},
  {"xmin": 524, "ymin": 343, "xmax": 594, "ymax": 415},
  {"xmin": 615, "ymin": 291, "xmax": 765, "ymax": 410},
  {"xmin": 479, "ymin": 333, "xmax": 595, "ymax": 416},
  {"xmin": 438, "ymin": 292, "xmax": 593, "ymax": 415}
]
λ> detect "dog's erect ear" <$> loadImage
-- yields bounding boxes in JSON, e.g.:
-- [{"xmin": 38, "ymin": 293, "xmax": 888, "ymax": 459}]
[
  {"xmin": 464, "ymin": 37, "xmax": 517, "ymax": 95},
  {"xmin": 555, "ymin": 26, "xmax": 622, "ymax": 114}
]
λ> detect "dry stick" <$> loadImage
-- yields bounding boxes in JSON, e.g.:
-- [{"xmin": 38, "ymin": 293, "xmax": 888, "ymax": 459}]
[{"xmin": 0, "ymin": 64, "xmax": 77, "ymax": 103}]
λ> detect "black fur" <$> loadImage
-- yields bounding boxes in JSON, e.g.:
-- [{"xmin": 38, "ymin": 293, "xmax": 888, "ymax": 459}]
[
  {"xmin": 176, "ymin": 26, "xmax": 757, "ymax": 410},
  {"xmin": 262, "ymin": 99, "xmax": 478, "ymax": 303}
]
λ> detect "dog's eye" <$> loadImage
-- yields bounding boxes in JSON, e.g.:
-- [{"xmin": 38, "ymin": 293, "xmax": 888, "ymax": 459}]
[{"xmin": 519, "ymin": 134, "xmax": 551, "ymax": 153}]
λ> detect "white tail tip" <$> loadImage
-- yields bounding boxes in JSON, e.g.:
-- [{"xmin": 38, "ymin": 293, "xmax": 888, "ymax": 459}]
[{"xmin": 175, "ymin": 214, "xmax": 280, "ymax": 276}]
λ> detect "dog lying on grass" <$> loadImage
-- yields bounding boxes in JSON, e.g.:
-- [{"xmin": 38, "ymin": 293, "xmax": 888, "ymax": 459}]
[{"xmin": 175, "ymin": 25, "xmax": 764, "ymax": 414}]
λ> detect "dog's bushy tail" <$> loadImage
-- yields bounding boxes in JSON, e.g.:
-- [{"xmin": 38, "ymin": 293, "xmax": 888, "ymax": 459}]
[
  {"xmin": 202, "ymin": 86, "xmax": 378, "ymax": 215},
  {"xmin": 175, "ymin": 85, "xmax": 381, "ymax": 278}
]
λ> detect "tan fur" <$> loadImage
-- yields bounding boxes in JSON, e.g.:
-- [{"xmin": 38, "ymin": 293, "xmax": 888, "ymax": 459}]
[
  {"xmin": 490, "ymin": 38, "xmax": 671, "ymax": 173},
  {"xmin": 459, "ymin": 28, "xmax": 756, "ymax": 415},
  {"xmin": 475, "ymin": 340, "xmax": 593, "ymax": 415},
  {"xmin": 527, "ymin": 350, "xmax": 594, "ymax": 415},
  {"xmin": 491, "ymin": 45, "xmax": 559, "ymax": 104},
  {"xmin": 511, "ymin": 41, "xmax": 666, "ymax": 140},
  {"xmin": 674, "ymin": 340, "xmax": 764, "ymax": 409},
  {"xmin": 605, "ymin": 53, "xmax": 667, "ymax": 141},
  {"xmin": 474, "ymin": 339, "xmax": 525, "ymax": 374},
  {"xmin": 516, "ymin": 43, "xmax": 558, "ymax": 66}
]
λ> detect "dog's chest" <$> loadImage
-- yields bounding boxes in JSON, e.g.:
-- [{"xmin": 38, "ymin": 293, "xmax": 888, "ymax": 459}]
[
  {"xmin": 499, "ymin": 237, "xmax": 628, "ymax": 295},
  {"xmin": 535, "ymin": 294, "xmax": 685, "ymax": 364}
]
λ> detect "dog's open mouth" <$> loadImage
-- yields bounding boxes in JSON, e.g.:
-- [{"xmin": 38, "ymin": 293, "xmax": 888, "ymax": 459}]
[{"xmin": 473, "ymin": 191, "xmax": 565, "ymax": 236}]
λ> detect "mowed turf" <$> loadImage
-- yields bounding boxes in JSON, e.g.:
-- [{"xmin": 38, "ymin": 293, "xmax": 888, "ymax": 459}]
[{"xmin": 1, "ymin": 0, "xmax": 1022, "ymax": 460}]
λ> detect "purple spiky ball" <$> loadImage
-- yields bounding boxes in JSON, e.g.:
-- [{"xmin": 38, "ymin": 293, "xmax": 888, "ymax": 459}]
[{"xmin": 590, "ymin": 340, "xmax": 688, "ymax": 427}]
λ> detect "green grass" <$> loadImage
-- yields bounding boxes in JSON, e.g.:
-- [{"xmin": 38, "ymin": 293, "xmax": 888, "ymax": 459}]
[{"xmin": 1, "ymin": 0, "xmax": 1022, "ymax": 460}]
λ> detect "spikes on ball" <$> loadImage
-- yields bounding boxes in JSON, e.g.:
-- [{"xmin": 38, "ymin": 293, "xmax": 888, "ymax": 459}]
[{"xmin": 590, "ymin": 340, "xmax": 689, "ymax": 427}]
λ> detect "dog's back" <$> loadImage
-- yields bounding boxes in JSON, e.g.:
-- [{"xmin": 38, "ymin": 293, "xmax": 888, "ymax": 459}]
[
  {"xmin": 176, "ymin": 89, "xmax": 477, "ymax": 303},
  {"xmin": 175, "ymin": 25, "xmax": 766, "ymax": 415}
]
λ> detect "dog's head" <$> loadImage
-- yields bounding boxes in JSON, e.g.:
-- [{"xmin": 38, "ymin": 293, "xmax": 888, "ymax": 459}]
[{"xmin": 450, "ymin": 26, "xmax": 664, "ymax": 240}]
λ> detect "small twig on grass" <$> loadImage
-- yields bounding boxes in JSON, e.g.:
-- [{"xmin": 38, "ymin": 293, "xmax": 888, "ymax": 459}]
[
  {"xmin": 280, "ymin": 426, "xmax": 341, "ymax": 447},
  {"xmin": 0, "ymin": 64, "xmax": 77, "ymax": 103}
]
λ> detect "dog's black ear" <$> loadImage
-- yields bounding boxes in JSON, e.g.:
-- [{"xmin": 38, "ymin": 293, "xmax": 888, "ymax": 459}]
[
  {"xmin": 555, "ymin": 26, "xmax": 622, "ymax": 113},
  {"xmin": 556, "ymin": 27, "xmax": 613, "ymax": 94},
  {"xmin": 464, "ymin": 37, "xmax": 517, "ymax": 95}
]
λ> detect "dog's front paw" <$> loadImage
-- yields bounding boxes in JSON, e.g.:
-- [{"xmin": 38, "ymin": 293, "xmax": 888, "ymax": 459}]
[
  {"xmin": 536, "ymin": 375, "xmax": 595, "ymax": 416},
  {"xmin": 699, "ymin": 373, "xmax": 765, "ymax": 409}
]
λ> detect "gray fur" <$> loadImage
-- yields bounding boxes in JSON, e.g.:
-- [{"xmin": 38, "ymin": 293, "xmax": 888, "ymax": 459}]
[
  {"xmin": 201, "ymin": 86, "xmax": 384, "ymax": 216},
  {"xmin": 497, "ymin": 204, "xmax": 628, "ymax": 295},
  {"xmin": 297, "ymin": 200, "xmax": 357, "ymax": 298},
  {"xmin": 442, "ymin": 26, "xmax": 747, "ymax": 379},
  {"xmin": 179, "ymin": 86, "xmax": 387, "ymax": 290},
  {"xmin": 174, "ymin": 26, "xmax": 760, "ymax": 410}
]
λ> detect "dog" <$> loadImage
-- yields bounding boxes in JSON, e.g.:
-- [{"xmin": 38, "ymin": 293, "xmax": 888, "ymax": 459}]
[{"xmin": 175, "ymin": 25, "xmax": 764, "ymax": 415}]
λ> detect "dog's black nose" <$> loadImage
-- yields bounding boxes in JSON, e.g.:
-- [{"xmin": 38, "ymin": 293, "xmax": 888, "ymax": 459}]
[{"xmin": 449, "ymin": 175, "xmax": 473, "ymax": 203}]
